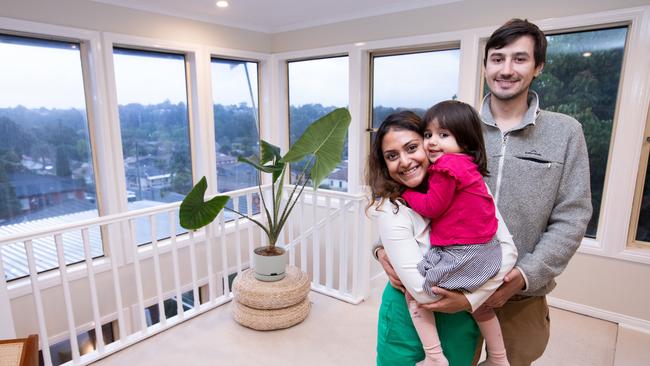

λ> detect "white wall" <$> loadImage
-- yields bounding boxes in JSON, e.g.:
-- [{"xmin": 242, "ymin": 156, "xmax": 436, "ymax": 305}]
[
  {"xmin": 271, "ymin": 0, "xmax": 650, "ymax": 52},
  {"xmin": 0, "ymin": 0, "xmax": 271, "ymax": 52}
]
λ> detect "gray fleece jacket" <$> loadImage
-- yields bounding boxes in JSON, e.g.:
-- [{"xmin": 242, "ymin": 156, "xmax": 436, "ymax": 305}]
[{"xmin": 480, "ymin": 92, "xmax": 592, "ymax": 296}]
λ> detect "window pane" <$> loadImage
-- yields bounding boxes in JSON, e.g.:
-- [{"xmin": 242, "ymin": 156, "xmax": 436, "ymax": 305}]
[
  {"xmin": 532, "ymin": 27, "xmax": 628, "ymax": 238},
  {"xmin": 288, "ymin": 56, "xmax": 349, "ymax": 191},
  {"xmin": 0, "ymin": 34, "xmax": 101, "ymax": 281},
  {"xmin": 211, "ymin": 58, "xmax": 260, "ymax": 219},
  {"xmin": 372, "ymin": 49, "xmax": 460, "ymax": 128},
  {"xmin": 113, "ymin": 48, "xmax": 191, "ymax": 243},
  {"xmin": 635, "ymin": 150, "xmax": 650, "ymax": 242}
]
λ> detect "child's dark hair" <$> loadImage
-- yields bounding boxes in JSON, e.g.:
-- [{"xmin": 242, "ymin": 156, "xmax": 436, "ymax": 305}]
[{"xmin": 423, "ymin": 100, "xmax": 489, "ymax": 176}]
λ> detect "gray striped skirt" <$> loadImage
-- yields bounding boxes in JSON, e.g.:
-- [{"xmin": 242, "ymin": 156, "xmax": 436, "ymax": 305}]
[{"xmin": 417, "ymin": 237, "xmax": 501, "ymax": 298}]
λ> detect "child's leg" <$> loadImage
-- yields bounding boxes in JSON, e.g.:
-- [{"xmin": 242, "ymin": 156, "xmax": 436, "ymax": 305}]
[
  {"xmin": 406, "ymin": 293, "xmax": 449, "ymax": 366},
  {"xmin": 472, "ymin": 305, "xmax": 509, "ymax": 366}
]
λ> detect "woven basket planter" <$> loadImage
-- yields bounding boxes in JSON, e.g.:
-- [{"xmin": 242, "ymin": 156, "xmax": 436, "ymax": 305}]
[
  {"xmin": 233, "ymin": 266, "xmax": 310, "ymax": 310},
  {"xmin": 232, "ymin": 297, "xmax": 311, "ymax": 331},
  {"xmin": 232, "ymin": 266, "xmax": 311, "ymax": 330}
]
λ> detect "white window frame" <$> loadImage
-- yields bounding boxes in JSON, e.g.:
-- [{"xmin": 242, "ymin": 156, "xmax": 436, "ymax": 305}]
[
  {"xmin": 527, "ymin": 7, "xmax": 650, "ymax": 264},
  {"xmin": 206, "ymin": 47, "xmax": 271, "ymax": 191},
  {"xmin": 368, "ymin": 43, "xmax": 462, "ymax": 132},
  {"xmin": 283, "ymin": 53, "xmax": 350, "ymax": 192},
  {"xmin": 629, "ymin": 102, "xmax": 650, "ymax": 248},
  {"xmin": 0, "ymin": 17, "xmax": 112, "ymax": 335},
  {"xmin": 0, "ymin": 18, "xmax": 110, "ymax": 219},
  {"xmin": 102, "ymin": 33, "xmax": 208, "ymax": 265}
]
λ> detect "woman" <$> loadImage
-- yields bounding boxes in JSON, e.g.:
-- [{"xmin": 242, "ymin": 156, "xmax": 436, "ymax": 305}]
[{"xmin": 367, "ymin": 111, "xmax": 517, "ymax": 365}]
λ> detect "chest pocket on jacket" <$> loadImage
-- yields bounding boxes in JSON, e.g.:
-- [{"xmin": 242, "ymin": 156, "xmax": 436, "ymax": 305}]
[{"xmin": 508, "ymin": 153, "xmax": 564, "ymax": 197}]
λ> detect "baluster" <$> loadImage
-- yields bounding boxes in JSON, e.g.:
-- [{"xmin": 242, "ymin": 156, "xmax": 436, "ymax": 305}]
[
  {"xmin": 150, "ymin": 215, "xmax": 166, "ymax": 327},
  {"xmin": 25, "ymin": 240, "xmax": 52, "ymax": 366},
  {"xmin": 82, "ymin": 228, "xmax": 104, "ymax": 353},
  {"xmin": 54, "ymin": 233, "xmax": 80, "ymax": 362}
]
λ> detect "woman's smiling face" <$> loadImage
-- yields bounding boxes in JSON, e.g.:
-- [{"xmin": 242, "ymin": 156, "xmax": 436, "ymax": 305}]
[{"xmin": 381, "ymin": 128, "xmax": 429, "ymax": 188}]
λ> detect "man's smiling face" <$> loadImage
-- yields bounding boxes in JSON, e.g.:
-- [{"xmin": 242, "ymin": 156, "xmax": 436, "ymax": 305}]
[{"xmin": 484, "ymin": 35, "xmax": 544, "ymax": 101}]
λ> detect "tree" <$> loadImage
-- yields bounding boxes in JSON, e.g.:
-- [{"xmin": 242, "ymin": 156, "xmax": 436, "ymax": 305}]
[
  {"xmin": 56, "ymin": 146, "xmax": 72, "ymax": 177},
  {"xmin": 0, "ymin": 155, "xmax": 20, "ymax": 220},
  {"xmin": 532, "ymin": 27, "xmax": 626, "ymax": 236}
]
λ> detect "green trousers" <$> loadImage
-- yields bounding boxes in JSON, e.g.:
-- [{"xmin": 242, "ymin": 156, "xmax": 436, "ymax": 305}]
[{"xmin": 377, "ymin": 283, "xmax": 480, "ymax": 366}]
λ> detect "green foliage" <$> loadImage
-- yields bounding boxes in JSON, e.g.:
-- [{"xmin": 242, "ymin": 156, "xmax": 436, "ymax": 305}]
[
  {"xmin": 179, "ymin": 108, "xmax": 351, "ymax": 249},
  {"xmin": 179, "ymin": 177, "xmax": 230, "ymax": 230},
  {"xmin": 55, "ymin": 146, "xmax": 72, "ymax": 177},
  {"xmin": 283, "ymin": 108, "xmax": 351, "ymax": 188},
  {"xmin": 238, "ymin": 140, "xmax": 284, "ymax": 183},
  {"xmin": 0, "ymin": 151, "xmax": 20, "ymax": 219},
  {"xmin": 532, "ymin": 27, "xmax": 627, "ymax": 236}
]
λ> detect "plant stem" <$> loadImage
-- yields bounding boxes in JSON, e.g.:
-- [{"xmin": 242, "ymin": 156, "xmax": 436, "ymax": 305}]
[
  {"xmin": 223, "ymin": 206, "xmax": 271, "ymax": 239},
  {"xmin": 257, "ymin": 184, "xmax": 274, "ymax": 237},
  {"xmin": 278, "ymin": 156, "xmax": 314, "ymax": 230}
]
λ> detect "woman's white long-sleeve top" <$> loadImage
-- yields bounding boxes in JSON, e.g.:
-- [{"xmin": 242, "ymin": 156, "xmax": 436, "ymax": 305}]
[{"xmin": 373, "ymin": 199, "xmax": 518, "ymax": 312}]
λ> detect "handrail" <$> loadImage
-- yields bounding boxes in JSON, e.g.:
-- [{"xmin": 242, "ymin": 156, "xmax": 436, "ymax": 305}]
[
  {"xmin": 0, "ymin": 185, "xmax": 265, "ymax": 246},
  {"xmin": 0, "ymin": 185, "xmax": 367, "ymax": 246}
]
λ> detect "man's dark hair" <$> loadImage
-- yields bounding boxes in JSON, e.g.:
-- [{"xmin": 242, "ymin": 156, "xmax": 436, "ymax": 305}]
[{"xmin": 484, "ymin": 18, "xmax": 547, "ymax": 67}]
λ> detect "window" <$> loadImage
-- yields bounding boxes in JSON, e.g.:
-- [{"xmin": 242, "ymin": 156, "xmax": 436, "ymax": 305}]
[
  {"xmin": 288, "ymin": 56, "xmax": 349, "ymax": 191},
  {"xmin": 144, "ymin": 289, "xmax": 195, "ymax": 326},
  {"xmin": 0, "ymin": 34, "xmax": 101, "ymax": 281},
  {"xmin": 113, "ymin": 48, "xmax": 191, "ymax": 244},
  {"xmin": 371, "ymin": 48, "xmax": 461, "ymax": 129},
  {"xmin": 633, "ymin": 113, "xmax": 650, "ymax": 244},
  {"xmin": 532, "ymin": 27, "xmax": 628, "ymax": 238},
  {"xmin": 43, "ymin": 321, "xmax": 115, "ymax": 366},
  {"xmin": 211, "ymin": 58, "xmax": 260, "ymax": 219}
]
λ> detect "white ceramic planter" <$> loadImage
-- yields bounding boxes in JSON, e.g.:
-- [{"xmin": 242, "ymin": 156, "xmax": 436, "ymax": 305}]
[{"xmin": 252, "ymin": 246, "xmax": 288, "ymax": 282}]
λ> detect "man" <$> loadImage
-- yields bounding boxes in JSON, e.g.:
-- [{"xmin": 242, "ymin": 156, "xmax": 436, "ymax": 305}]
[{"xmin": 375, "ymin": 19, "xmax": 592, "ymax": 365}]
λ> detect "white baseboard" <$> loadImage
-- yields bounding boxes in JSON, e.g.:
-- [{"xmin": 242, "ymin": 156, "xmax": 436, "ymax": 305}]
[{"xmin": 548, "ymin": 296, "xmax": 650, "ymax": 334}]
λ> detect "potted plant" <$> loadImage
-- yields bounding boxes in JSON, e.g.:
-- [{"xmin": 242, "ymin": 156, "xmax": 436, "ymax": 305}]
[{"xmin": 179, "ymin": 108, "xmax": 351, "ymax": 282}]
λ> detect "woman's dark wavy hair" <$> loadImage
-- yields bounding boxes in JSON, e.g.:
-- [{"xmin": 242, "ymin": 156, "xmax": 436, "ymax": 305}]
[
  {"xmin": 484, "ymin": 18, "xmax": 547, "ymax": 68},
  {"xmin": 366, "ymin": 110, "xmax": 423, "ymax": 212},
  {"xmin": 423, "ymin": 100, "xmax": 489, "ymax": 176}
]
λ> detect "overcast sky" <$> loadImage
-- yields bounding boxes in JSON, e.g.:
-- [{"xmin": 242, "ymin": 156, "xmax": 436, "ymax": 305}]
[{"xmin": 1, "ymin": 40, "xmax": 459, "ymax": 110}]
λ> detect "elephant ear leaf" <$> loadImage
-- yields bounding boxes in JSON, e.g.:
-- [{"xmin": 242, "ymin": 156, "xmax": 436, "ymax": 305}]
[
  {"xmin": 179, "ymin": 176, "xmax": 230, "ymax": 230},
  {"xmin": 281, "ymin": 108, "xmax": 351, "ymax": 188},
  {"xmin": 238, "ymin": 140, "xmax": 285, "ymax": 183},
  {"xmin": 260, "ymin": 140, "xmax": 282, "ymax": 165}
]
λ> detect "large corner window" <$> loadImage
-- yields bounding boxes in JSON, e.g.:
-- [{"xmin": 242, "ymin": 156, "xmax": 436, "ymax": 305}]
[
  {"xmin": 532, "ymin": 27, "xmax": 628, "ymax": 238},
  {"xmin": 113, "ymin": 48, "xmax": 191, "ymax": 244},
  {"xmin": 288, "ymin": 56, "xmax": 349, "ymax": 192},
  {"xmin": 211, "ymin": 58, "xmax": 261, "ymax": 219},
  {"xmin": 371, "ymin": 48, "xmax": 461, "ymax": 129},
  {"xmin": 0, "ymin": 34, "xmax": 100, "ymax": 281}
]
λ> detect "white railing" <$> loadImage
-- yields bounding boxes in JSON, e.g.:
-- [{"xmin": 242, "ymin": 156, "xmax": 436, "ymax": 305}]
[{"xmin": 0, "ymin": 185, "xmax": 370, "ymax": 366}]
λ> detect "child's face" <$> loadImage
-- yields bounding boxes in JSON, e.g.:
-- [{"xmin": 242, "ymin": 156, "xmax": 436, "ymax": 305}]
[{"xmin": 423, "ymin": 119, "xmax": 463, "ymax": 162}]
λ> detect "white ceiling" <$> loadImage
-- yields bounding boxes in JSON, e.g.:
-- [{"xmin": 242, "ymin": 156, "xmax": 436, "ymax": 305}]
[{"xmin": 90, "ymin": 0, "xmax": 461, "ymax": 33}]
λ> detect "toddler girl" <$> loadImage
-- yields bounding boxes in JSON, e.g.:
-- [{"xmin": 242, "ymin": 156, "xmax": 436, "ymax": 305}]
[{"xmin": 402, "ymin": 100, "xmax": 510, "ymax": 366}]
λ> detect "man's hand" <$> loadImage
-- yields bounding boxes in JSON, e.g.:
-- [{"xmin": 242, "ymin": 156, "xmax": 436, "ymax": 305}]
[
  {"xmin": 418, "ymin": 287, "xmax": 471, "ymax": 313},
  {"xmin": 484, "ymin": 267, "xmax": 525, "ymax": 308},
  {"xmin": 376, "ymin": 248, "xmax": 405, "ymax": 292}
]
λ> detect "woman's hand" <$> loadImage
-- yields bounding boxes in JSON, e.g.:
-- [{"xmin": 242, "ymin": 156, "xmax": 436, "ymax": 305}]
[
  {"xmin": 377, "ymin": 248, "xmax": 405, "ymax": 292},
  {"xmin": 418, "ymin": 287, "xmax": 471, "ymax": 313}
]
